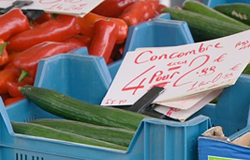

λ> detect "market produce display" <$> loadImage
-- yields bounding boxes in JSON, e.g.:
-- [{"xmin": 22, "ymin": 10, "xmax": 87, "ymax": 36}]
[
  {"xmin": 15, "ymin": 85, "xmax": 147, "ymax": 150},
  {"xmin": 1, "ymin": 0, "xmax": 250, "ymax": 159},
  {"xmin": 0, "ymin": 0, "xmax": 164, "ymax": 106}
]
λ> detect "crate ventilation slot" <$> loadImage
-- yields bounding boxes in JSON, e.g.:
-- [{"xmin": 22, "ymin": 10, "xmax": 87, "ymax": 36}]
[
  {"xmin": 16, "ymin": 153, "xmax": 44, "ymax": 160},
  {"xmin": 23, "ymin": 114, "xmax": 37, "ymax": 122}
]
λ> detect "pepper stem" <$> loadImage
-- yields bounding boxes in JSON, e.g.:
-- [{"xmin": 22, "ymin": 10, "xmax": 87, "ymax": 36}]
[
  {"xmin": 18, "ymin": 70, "xmax": 30, "ymax": 83},
  {"xmin": 0, "ymin": 42, "xmax": 9, "ymax": 55}
]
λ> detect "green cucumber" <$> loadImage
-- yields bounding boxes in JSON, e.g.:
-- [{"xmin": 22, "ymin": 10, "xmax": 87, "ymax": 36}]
[
  {"xmin": 214, "ymin": 3, "xmax": 250, "ymax": 26},
  {"xmin": 161, "ymin": 7, "xmax": 250, "ymax": 42},
  {"xmin": 31, "ymin": 118, "xmax": 135, "ymax": 147},
  {"xmin": 242, "ymin": 64, "xmax": 250, "ymax": 75},
  {"xmin": 19, "ymin": 85, "xmax": 147, "ymax": 131},
  {"xmin": 182, "ymin": 0, "xmax": 249, "ymax": 27},
  {"xmin": 11, "ymin": 121, "xmax": 127, "ymax": 150}
]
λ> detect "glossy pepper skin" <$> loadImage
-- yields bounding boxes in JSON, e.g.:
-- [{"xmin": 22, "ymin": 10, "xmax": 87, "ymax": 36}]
[
  {"xmin": 0, "ymin": 8, "xmax": 29, "ymax": 41},
  {"xmin": 63, "ymin": 35, "xmax": 91, "ymax": 47},
  {"xmin": 0, "ymin": 93, "xmax": 11, "ymax": 102},
  {"xmin": 13, "ymin": 41, "xmax": 81, "ymax": 82},
  {"xmin": 7, "ymin": 14, "xmax": 81, "ymax": 52},
  {"xmin": 152, "ymin": 3, "xmax": 167, "ymax": 17},
  {"xmin": 34, "ymin": 12, "xmax": 56, "ymax": 24},
  {"xmin": 88, "ymin": 19, "xmax": 119, "ymax": 64},
  {"xmin": 7, "ymin": 77, "xmax": 34, "ymax": 98},
  {"xmin": 4, "ymin": 97, "xmax": 25, "ymax": 106},
  {"xmin": 119, "ymin": 0, "xmax": 159, "ymax": 26},
  {"xmin": 0, "ymin": 39, "xmax": 9, "ymax": 67},
  {"xmin": 77, "ymin": 12, "xmax": 128, "ymax": 44},
  {"xmin": 0, "ymin": 68, "xmax": 20, "ymax": 94},
  {"xmin": 92, "ymin": 0, "xmax": 139, "ymax": 17}
]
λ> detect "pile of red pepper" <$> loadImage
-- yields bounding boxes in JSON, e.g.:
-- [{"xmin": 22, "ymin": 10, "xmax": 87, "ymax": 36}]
[{"xmin": 0, "ymin": 0, "xmax": 166, "ymax": 106}]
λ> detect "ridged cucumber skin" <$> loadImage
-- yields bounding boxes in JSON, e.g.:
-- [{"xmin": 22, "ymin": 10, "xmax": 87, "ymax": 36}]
[
  {"xmin": 182, "ymin": 0, "xmax": 249, "ymax": 27},
  {"xmin": 11, "ymin": 121, "xmax": 127, "ymax": 150},
  {"xmin": 161, "ymin": 8, "xmax": 250, "ymax": 42},
  {"xmin": 19, "ymin": 85, "xmax": 147, "ymax": 131},
  {"xmin": 31, "ymin": 118, "xmax": 135, "ymax": 147},
  {"xmin": 214, "ymin": 3, "xmax": 250, "ymax": 26}
]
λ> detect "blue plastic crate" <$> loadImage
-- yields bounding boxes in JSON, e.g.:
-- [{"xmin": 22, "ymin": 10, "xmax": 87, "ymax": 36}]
[
  {"xmin": 204, "ymin": 0, "xmax": 250, "ymax": 8},
  {"xmin": 2, "ymin": 75, "xmax": 250, "ymax": 160},
  {"xmin": 3, "ymin": 51, "xmax": 250, "ymax": 159},
  {"xmin": 123, "ymin": 17, "xmax": 194, "ymax": 56},
  {"xmin": 35, "ymin": 54, "xmax": 112, "ymax": 105},
  {"xmin": 197, "ymin": 74, "xmax": 250, "ymax": 160},
  {"xmin": 192, "ymin": 74, "xmax": 250, "ymax": 136},
  {"xmin": 0, "ymin": 97, "xmax": 210, "ymax": 160}
]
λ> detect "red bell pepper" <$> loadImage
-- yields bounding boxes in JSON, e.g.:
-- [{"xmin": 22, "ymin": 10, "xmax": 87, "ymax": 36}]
[
  {"xmin": 88, "ymin": 19, "xmax": 119, "ymax": 64},
  {"xmin": 64, "ymin": 37, "xmax": 87, "ymax": 48},
  {"xmin": 72, "ymin": 35, "xmax": 92, "ymax": 47},
  {"xmin": 13, "ymin": 41, "xmax": 80, "ymax": 82},
  {"xmin": 0, "ymin": 8, "xmax": 30, "ymax": 41},
  {"xmin": 156, "ymin": 3, "xmax": 167, "ymax": 13},
  {"xmin": 4, "ymin": 62, "xmax": 16, "ymax": 70},
  {"xmin": 7, "ymin": 14, "xmax": 81, "ymax": 52},
  {"xmin": 6, "ymin": 52, "xmax": 20, "ymax": 63},
  {"xmin": 64, "ymin": 35, "xmax": 91, "ymax": 47},
  {"xmin": 77, "ymin": 12, "xmax": 128, "ymax": 44},
  {"xmin": 34, "ymin": 13, "xmax": 57, "ymax": 24},
  {"xmin": 3, "ymin": 51, "xmax": 21, "ymax": 69},
  {"xmin": 109, "ymin": 43, "xmax": 124, "ymax": 62},
  {"xmin": 119, "ymin": 0, "xmax": 159, "ymax": 26},
  {"xmin": 152, "ymin": 3, "xmax": 167, "ymax": 17},
  {"xmin": 0, "ymin": 39, "xmax": 9, "ymax": 67},
  {"xmin": 4, "ymin": 97, "xmax": 25, "ymax": 106},
  {"xmin": 0, "ymin": 93, "xmax": 11, "ymax": 102},
  {"xmin": 92, "ymin": 0, "xmax": 139, "ymax": 17},
  {"xmin": 0, "ymin": 68, "xmax": 20, "ymax": 94},
  {"xmin": 7, "ymin": 77, "xmax": 34, "ymax": 98}
]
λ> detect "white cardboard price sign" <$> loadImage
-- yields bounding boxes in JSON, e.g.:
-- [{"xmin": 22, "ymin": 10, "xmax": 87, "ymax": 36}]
[
  {"xmin": 154, "ymin": 89, "xmax": 223, "ymax": 121},
  {"xmin": 0, "ymin": 0, "xmax": 104, "ymax": 17},
  {"xmin": 101, "ymin": 30, "xmax": 250, "ymax": 107},
  {"xmin": 0, "ymin": 0, "xmax": 14, "ymax": 8}
]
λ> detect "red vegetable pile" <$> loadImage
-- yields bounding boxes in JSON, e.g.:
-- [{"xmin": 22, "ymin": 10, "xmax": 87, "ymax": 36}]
[{"xmin": 0, "ymin": 0, "xmax": 166, "ymax": 106}]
